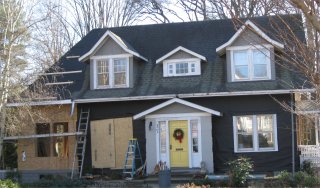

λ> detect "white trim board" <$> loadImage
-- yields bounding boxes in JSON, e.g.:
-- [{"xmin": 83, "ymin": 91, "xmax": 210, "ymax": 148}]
[
  {"xmin": 156, "ymin": 46, "xmax": 206, "ymax": 63},
  {"xmin": 133, "ymin": 98, "xmax": 222, "ymax": 120},
  {"xmin": 3, "ymin": 132, "xmax": 85, "ymax": 140},
  {"xmin": 7, "ymin": 100, "xmax": 72, "ymax": 107},
  {"xmin": 73, "ymin": 89, "xmax": 315, "ymax": 104},
  {"xmin": 216, "ymin": 20, "xmax": 284, "ymax": 55},
  {"xmin": 79, "ymin": 30, "xmax": 147, "ymax": 62}
]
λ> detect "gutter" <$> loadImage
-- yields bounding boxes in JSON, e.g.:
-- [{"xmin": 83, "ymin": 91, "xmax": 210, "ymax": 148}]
[{"xmin": 74, "ymin": 89, "xmax": 315, "ymax": 104}]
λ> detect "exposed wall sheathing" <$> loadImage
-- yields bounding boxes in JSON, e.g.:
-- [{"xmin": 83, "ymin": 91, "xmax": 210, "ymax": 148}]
[{"xmin": 17, "ymin": 105, "xmax": 77, "ymax": 171}]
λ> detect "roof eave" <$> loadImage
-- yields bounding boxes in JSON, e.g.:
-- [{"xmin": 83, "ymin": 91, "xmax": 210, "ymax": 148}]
[
  {"xmin": 78, "ymin": 30, "xmax": 148, "ymax": 62},
  {"xmin": 216, "ymin": 20, "xmax": 284, "ymax": 55},
  {"xmin": 156, "ymin": 46, "xmax": 207, "ymax": 64}
]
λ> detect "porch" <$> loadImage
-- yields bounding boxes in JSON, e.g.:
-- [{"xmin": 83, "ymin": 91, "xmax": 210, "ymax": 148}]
[
  {"xmin": 298, "ymin": 145, "xmax": 320, "ymax": 168},
  {"xmin": 297, "ymin": 114, "xmax": 320, "ymax": 168}
]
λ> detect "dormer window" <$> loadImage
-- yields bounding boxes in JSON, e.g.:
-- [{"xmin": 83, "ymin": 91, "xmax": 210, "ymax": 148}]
[
  {"xmin": 156, "ymin": 46, "xmax": 206, "ymax": 77},
  {"xmin": 229, "ymin": 45, "xmax": 271, "ymax": 81},
  {"xmin": 165, "ymin": 59, "xmax": 200, "ymax": 77},
  {"xmin": 93, "ymin": 55, "xmax": 129, "ymax": 89}
]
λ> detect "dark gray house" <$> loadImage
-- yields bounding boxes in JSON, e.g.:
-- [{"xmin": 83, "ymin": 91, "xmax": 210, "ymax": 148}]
[{"xmin": 13, "ymin": 14, "xmax": 315, "ymax": 179}]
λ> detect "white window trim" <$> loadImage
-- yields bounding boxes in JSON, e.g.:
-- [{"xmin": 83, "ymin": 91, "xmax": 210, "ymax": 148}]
[
  {"xmin": 163, "ymin": 58, "xmax": 201, "ymax": 77},
  {"xmin": 233, "ymin": 114, "xmax": 278, "ymax": 153},
  {"xmin": 92, "ymin": 54, "xmax": 130, "ymax": 89},
  {"xmin": 229, "ymin": 45, "xmax": 272, "ymax": 82}
]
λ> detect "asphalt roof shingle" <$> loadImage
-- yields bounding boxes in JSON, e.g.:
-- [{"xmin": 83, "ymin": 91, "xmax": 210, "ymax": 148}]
[{"xmin": 53, "ymin": 14, "xmax": 306, "ymax": 100}]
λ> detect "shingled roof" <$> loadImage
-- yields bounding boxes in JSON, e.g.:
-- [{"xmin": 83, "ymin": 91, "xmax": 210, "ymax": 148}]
[{"xmin": 51, "ymin": 14, "xmax": 306, "ymax": 100}]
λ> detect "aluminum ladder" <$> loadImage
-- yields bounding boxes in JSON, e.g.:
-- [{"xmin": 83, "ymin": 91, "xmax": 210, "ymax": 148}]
[
  {"xmin": 71, "ymin": 108, "xmax": 90, "ymax": 179},
  {"xmin": 123, "ymin": 138, "xmax": 143, "ymax": 179}
]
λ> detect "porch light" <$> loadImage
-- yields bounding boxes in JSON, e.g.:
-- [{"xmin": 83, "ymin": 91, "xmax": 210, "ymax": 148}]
[{"xmin": 149, "ymin": 122, "xmax": 153, "ymax": 131}]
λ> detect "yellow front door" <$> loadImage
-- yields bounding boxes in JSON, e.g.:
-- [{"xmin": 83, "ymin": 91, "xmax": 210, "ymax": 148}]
[{"xmin": 169, "ymin": 120, "xmax": 189, "ymax": 167}]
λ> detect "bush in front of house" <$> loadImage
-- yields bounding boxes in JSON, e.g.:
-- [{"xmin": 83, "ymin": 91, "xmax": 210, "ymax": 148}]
[
  {"xmin": 277, "ymin": 170, "xmax": 320, "ymax": 187},
  {"xmin": 226, "ymin": 156, "xmax": 253, "ymax": 187},
  {"xmin": 0, "ymin": 179, "xmax": 20, "ymax": 188}
]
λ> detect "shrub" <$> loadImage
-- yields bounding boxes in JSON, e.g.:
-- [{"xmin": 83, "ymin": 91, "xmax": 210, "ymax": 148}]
[
  {"xmin": 277, "ymin": 171, "xmax": 293, "ymax": 186},
  {"xmin": 226, "ymin": 156, "xmax": 253, "ymax": 187},
  {"xmin": 302, "ymin": 160, "xmax": 315, "ymax": 176},
  {"xmin": 277, "ymin": 170, "xmax": 320, "ymax": 187},
  {"xmin": 0, "ymin": 179, "xmax": 20, "ymax": 188}
]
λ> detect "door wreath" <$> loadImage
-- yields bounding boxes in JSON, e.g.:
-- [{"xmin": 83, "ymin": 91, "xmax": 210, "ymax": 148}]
[{"xmin": 173, "ymin": 128, "xmax": 184, "ymax": 143}]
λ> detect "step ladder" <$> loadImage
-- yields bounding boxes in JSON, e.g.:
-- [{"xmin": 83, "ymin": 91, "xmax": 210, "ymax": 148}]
[
  {"xmin": 71, "ymin": 108, "xmax": 90, "ymax": 179},
  {"xmin": 123, "ymin": 139, "xmax": 143, "ymax": 179}
]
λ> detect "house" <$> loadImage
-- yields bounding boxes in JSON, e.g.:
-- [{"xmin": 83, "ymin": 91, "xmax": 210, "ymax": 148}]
[{"xmin": 5, "ymin": 14, "xmax": 315, "ymax": 181}]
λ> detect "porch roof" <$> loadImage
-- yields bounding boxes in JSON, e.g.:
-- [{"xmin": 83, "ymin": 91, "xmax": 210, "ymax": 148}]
[{"xmin": 133, "ymin": 98, "xmax": 222, "ymax": 120}]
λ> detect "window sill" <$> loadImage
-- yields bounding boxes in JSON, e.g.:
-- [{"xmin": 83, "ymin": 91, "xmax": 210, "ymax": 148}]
[
  {"xmin": 231, "ymin": 78, "xmax": 272, "ymax": 82},
  {"xmin": 95, "ymin": 85, "xmax": 129, "ymax": 89},
  {"xmin": 234, "ymin": 149, "xmax": 278, "ymax": 153}
]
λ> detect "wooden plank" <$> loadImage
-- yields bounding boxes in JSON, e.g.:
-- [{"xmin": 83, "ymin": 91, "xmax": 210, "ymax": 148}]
[
  {"xmin": 90, "ymin": 119, "xmax": 115, "ymax": 168},
  {"xmin": 114, "ymin": 117, "xmax": 133, "ymax": 169},
  {"xmin": 4, "ymin": 132, "xmax": 84, "ymax": 140}
]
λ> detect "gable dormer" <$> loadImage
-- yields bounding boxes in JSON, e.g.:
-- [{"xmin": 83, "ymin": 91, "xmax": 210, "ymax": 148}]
[
  {"xmin": 78, "ymin": 31, "xmax": 147, "ymax": 90},
  {"xmin": 216, "ymin": 20, "xmax": 284, "ymax": 82},
  {"xmin": 156, "ymin": 46, "xmax": 206, "ymax": 77}
]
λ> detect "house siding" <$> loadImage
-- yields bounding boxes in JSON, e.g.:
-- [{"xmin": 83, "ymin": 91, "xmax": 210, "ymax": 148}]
[
  {"xmin": 78, "ymin": 94, "xmax": 297, "ymax": 174},
  {"xmin": 166, "ymin": 50, "xmax": 196, "ymax": 60},
  {"xmin": 93, "ymin": 38, "xmax": 126, "ymax": 56}
]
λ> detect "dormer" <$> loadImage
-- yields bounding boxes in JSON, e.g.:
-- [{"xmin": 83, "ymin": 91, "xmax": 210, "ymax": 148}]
[
  {"xmin": 78, "ymin": 31, "xmax": 147, "ymax": 90},
  {"xmin": 156, "ymin": 46, "xmax": 206, "ymax": 77},
  {"xmin": 216, "ymin": 20, "xmax": 284, "ymax": 82}
]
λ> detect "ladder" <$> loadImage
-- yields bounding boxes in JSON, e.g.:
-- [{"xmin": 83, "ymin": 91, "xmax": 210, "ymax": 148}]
[
  {"xmin": 123, "ymin": 139, "xmax": 143, "ymax": 179},
  {"xmin": 71, "ymin": 108, "xmax": 90, "ymax": 179}
]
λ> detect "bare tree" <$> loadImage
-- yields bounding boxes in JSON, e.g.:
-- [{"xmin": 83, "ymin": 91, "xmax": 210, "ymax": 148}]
[
  {"xmin": 176, "ymin": 0, "xmax": 298, "ymax": 21},
  {"xmin": 65, "ymin": 0, "xmax": 144, "ymax": 39}
]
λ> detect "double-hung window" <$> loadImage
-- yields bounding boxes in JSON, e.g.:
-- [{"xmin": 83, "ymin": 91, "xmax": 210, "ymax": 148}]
[
  {"xmin": 94, "ymin": 56, "xmax": 129, "ymax": 89},
  {"xmin": 164, "ymin": 58, "xmax": 201, "ymax": 77},
  {"xmin": 233, "ymin": 114, "xmax": 278, "ymax": 152},
  {"xmin": 230, "ymin": 46, "xmax": 271, "ymax": 81}
]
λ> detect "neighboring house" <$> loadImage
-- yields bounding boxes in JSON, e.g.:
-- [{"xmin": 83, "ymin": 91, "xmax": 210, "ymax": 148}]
[{"xmin": 5, "ymin": 14, "xmax": 315, "ymax": 181}]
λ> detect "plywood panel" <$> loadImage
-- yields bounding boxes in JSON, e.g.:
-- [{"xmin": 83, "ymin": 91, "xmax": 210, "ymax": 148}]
[
  {"xmin": 114, "ymin": 117, "xmax": 133, "ymax": 168},
  {"xmin": 17, "ymin": 105, "xmax": 77, "ymax": 171},
  {"xmin": 91, "ymin": 119, "xmax": 115, "ymax": 168}
]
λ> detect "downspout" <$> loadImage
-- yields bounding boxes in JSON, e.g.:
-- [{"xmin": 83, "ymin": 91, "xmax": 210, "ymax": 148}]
[
  {"xmin": 291, "ymin": 92, "xmax": 295, "ymax": 174},
  {"xmin": 70, "ymin": 100, "xmax": 75, "ymax": 116}
]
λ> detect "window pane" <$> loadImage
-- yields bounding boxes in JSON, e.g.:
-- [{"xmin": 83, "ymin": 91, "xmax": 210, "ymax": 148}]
[
  {"xmin": 53, "ymin": 123, "xmax": 68, "ymax": 157},
  {"xmin": 113, "ymin": 58, "xmax": 127, "ymax": 86},
  {"xmin": 191, "ymin": 63, "xmax": 195, "ymax": 73},
  {"xmin": 114, "ymin": 59, "xmax": 126, "ymax": 72},
  {"xmin": 114, "ymin": 72, "xmax": 126, "ymax": 85},
  {"xmin": 36, "ymin": 123, "xmax": 50, "ymax": 157},
  {"xmin": 237, "ymin": 116, "xmax": 253, "ymax": 134},
  {"xmin": 238, "ymin": 134, "xmax": 253, "ymax": 149},
  {"xmin": 257, "ymin": 115, "xmax": 273, "ymax": 132},
  {"xmin": 235, "ymin": 65, "xmax": 248, "ymax": 79},
  {"xmin": 176, "ymin": 63, "xmax": 188, "ymax": 74},
  {"xmin": 98, "ymin": 73, "xmax": 109, "ymax": 86},
  {"xmin": 168, "ymin": 64, "xmax": 173, "ymax": 74},
  {"xmin": 257, "ymin": 115, "xmax": 275, "ymax": 148},
  {"xmin": 191, "ymin": 120, "xmax": 199, "ymax": 153},
  {"xmin": 97, "ymin": 60, "xmax": 109, "ymax": 86},
  {"xmin": 234, "ymin": 51, "xmax": 248, "ymax": 66},
  {"xmin": 253, "ymin": 50, "xmax": 267, "ymax": 65},
  {"xmin": 236, "ymin": 116, "xmax": 253, "ymax": 149},
  {"xmin": 159, "ymin": 121, "xmax": 166, "ymax": 154},
  {"xmin": 253, "ymin": 64, "xmax": 267, "ymax": 78},
  {"xmin": 258, "ymin": 132, "xmax": 274, "ymax": 148}
]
